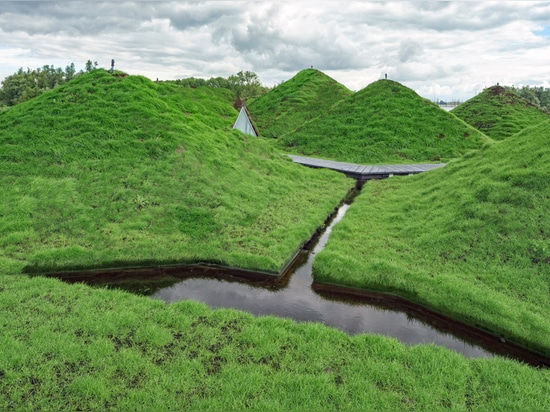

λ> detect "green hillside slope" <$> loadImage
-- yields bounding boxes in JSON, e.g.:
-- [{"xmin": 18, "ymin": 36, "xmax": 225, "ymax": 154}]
[
  {"xmin": 452, "ymin": 85, "xmax": 550, "ymax": 140},
  {"xmin": 314, "ymin": 120, "xmax": 550, "ymax": 354},
  {"xmin": 277, "ymin": 79, "xmax": 490, "ymax": 164},
  {"xmin": 0, "ymin": 70, "xmax": 350, "ymax": 274},
  {"xmin": 248, "ymin": 68, "xmax": 352, "ymax": 138}
]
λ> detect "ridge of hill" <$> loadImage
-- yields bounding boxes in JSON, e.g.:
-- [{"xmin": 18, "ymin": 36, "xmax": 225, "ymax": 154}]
[
  {"xmin": 314, "ymin": 118, "xmax": 550, "ymax": 354},
  {"xmin": 248, "ymin": 68, "xmax": 353, "ymax": 138},
  {"xmin": 276, "ymin": 79, "xmax": 491, "ymax": 164},
  {"xmin": 0, "ymin": 70, "xmax": 350, "ymax": 274},
  {"xmin": 451, "ymin": 85, "xmax": 550, "ymax": 140}
]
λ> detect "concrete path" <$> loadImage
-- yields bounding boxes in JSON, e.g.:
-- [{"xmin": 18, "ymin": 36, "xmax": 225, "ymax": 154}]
[{"xmin": 288, "ymin": 155, "xmax": 446, "ymax": 180}]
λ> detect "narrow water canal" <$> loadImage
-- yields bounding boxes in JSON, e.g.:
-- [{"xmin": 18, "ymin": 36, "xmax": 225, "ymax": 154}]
[{"xmin": 150, "ymin": 203, "xmax": 493, "ymax": 359}]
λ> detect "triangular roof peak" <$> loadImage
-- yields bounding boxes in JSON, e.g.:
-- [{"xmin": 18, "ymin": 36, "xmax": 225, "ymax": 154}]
[{"xmin": 232, "ymin": 106, "xmax": 258, "ymax": 137}]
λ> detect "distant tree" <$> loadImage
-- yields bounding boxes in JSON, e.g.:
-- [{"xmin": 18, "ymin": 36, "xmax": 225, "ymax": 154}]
[
  {"xmin": 174, "ymin": 77, "xmax": 208, "ymax": 88},
  {"xmin": 517, "ymin": 86, "xmax": 540, "ymax": 106},
  {"xmin": 84, "ymin": 60, "xmax": 99, "ymax": 73},
  {"xmin": 172, "ymin": 71, "xmax": 271, "ymax": 101},
  {"xmin": 507, "ymin": 85, "xmax": 550, "ymax": 112},
  {"xmin": 205, "ymin": 77, "xmax": 231, "ymax": 89},
  {"xmin": 0, "ymin": 61, "xmax": 99, "ymax": 107},
  {"xmin": 0, "ymin": 68, "xmax": 28, "ymax": 106},
  {"xmin": 227, "ymin": 70, "xmax": 270, "ymax": 100},
  {"xmin": 65, "ymin": 63, "xmax": 77, "ymax": 81}
]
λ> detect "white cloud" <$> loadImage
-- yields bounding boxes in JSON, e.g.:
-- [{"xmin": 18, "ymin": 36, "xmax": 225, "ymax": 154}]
[{"xmin": 1, "ymin": 1, "xmax": 550, "ymax": 101}]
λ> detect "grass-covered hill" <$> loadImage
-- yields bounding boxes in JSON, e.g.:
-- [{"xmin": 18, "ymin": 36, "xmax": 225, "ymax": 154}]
[
  {"xmin": 2, "ymin": 71, "xmax": 550, "ymax": 410},
  {"xmin": 452, "ymin": 85, "xmax": 550, "ymax": 140},
  {"xmin": 276, "ymin": 79, "xmax": 490, "ymax": 164},
  {"xmin": 248, "ymin": 68, "xmax": 353, "ymax": 138},
  {"xmin": 0, "ymin": 69, "xmax": 350, "ymax": 274},
  {"xmin": 314, "ymin": 120, "xmax": 550, "ymax": 355}
]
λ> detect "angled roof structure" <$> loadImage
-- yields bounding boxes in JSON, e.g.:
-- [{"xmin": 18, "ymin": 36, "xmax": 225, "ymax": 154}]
[{"xmin": 232, "ymin": 106, "xmax": 258, "ymax": 137}]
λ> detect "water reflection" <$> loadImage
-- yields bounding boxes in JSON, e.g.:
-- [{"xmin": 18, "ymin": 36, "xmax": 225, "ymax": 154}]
[{"xmin": 152, "ymin": 205, "xmax": 492, "ymax": 358}]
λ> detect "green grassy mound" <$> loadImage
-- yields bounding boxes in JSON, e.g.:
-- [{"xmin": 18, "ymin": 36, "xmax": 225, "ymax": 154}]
[
  {"xmin": 248, "ymin": 68, "xmax": 353, "ymax": 138},
  {"xmin": 0, "ymin": 70, "xmax": 350, "ymax": 274},
  {"xmin": 314, "ymin": 120, "xmax": 550, "ymax": 354},
  {"xmin": 2, "ymin": 274, "xmax": 549, "ymax": 410},
  {"xmin": 276, "ymin": 79, "xmax": 490, "ymax": 164},
  {"xmin": 452, "ymin": 85, "xmax": 550, "ymax": 140}
]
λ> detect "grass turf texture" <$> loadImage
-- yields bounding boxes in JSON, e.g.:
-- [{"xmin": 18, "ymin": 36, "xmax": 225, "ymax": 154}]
[
  {"xmin": 2, "ymin": 273, "xmax": 550, "ymax": 410},
  {"xmin": 452, "ymin": 85, "xmax": 550, "ymax": 141},
  {"xmin": 313, "ymin": 120, "xmax": 550, "ymax": 355},
  {"xmin": 0, "ymin": 70, "xmax": 351, "ymax": 274},
  {"xmin": 248, "ymin": 68, "xmax": 353, "ymax": 139},
  {"xmin": 273, "ymin": 79, "xmax": 491, "ymax": 164}
]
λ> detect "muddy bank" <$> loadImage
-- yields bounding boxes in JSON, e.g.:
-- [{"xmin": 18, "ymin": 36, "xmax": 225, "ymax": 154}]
[{"xmin": 313, "ymin": 283, "xmax": 550, "ymax": 368}]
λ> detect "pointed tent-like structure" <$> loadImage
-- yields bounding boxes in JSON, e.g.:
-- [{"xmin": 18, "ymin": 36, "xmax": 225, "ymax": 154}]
[{"xmin": 232, "ymin": 106, "xmax": 258, "ymax": 137}]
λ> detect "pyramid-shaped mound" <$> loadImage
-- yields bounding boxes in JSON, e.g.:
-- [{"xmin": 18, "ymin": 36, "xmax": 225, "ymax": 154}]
[
  {"xmin": 248, "ymin": 68, "xmax": 352, "ymax": 138},
  {"xmin": 451, "ymin": 85, "xmax": 550, "ymax": 140},
  {"xmin": 277, "ymin": 79, "xmax": 490, "ymax": 164},
  {"xmin": 0, "ymin": 70, "xmax": 349, "ymax": 274},
  {"xmin": 315, "ymin": 119, "xmax": 550, "ymax": 354}
]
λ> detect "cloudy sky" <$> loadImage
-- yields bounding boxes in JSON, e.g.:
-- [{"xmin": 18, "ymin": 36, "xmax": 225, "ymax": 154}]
[{"xmin": 1, "ymin": 1, "xmax": 550, "ymax": 101}]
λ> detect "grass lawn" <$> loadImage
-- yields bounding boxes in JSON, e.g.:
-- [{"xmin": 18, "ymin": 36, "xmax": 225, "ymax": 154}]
[
  {"xmin": 314, "ymin": 120, "xmax": 550, "ymax": 355},
  {"xmin": 1, "ymin": 273, "xmax": 550, "ymax": 410}
]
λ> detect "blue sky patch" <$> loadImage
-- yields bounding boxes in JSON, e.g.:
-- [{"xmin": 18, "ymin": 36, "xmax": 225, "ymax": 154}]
[{"xmin": 534, "ymin": 26, "xmax": 550, "ymax": 39}]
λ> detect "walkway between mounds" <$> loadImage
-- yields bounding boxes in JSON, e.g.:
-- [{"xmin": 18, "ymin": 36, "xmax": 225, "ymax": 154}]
[{"xmin": 288, "ymin": 154, "xmax": 446, "ymax": 180}]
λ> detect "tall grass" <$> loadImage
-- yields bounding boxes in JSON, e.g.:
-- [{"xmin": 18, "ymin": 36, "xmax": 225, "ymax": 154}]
[
  {"xmin": 1, "ymin": 70, "xmax": 549, "ymax": 409},
  {"xmin": 0, "ymin": 70, "xmax": 351, "ymax": 274},
  {"xmin": 273, "ymin": 79, "xmax": 491, "ymax": 164},
  {"xmin": 314, "ymin": 120, "xmax": 550, "ymax": 354},
  {"xmin": 248, "ymin": 68, "xmax": 353, "ymax": 139},
  {"xmin": 1, "ymin": 273, "xmax": 549, "ymax": 410}
]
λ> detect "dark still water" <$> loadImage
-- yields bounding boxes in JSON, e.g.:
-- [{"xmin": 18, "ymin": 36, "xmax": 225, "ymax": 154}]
[{"xmin": 151, "ymin": 205, "xmax": 493, "ymax": 358}]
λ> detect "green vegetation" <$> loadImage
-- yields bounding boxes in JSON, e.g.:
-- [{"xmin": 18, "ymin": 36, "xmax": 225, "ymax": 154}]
[
  {"xmin": 0, "ymin": 69, "xmax": 350, "ymax": 274},
  {"xmin": 508, "ymin": 84, "xmax": 550, "ymax": 112},
  {"xmin": 172, "ymin": 70, "xmax": 271, "ymax": 101},
  {"xmin": 2, "ymin": 67, "xmax": 550, "ymax": 409},
  {"xmin": 452, "ymin": 85, "xmax": 550, "ymax": 140},
  {"xmin": 0, "ymin": 61, "xmax": 97, "ymax": 107},
  {"xmin": 274, "ymin": 79, "xmax": 490, "ymax": 164},
  {"xmin": 248, "ymin": 68, "xmax": 353, "ymax": 138},
  {"xmin": 2, "ymin": 273, "xmax": 550, "ymax": 410},
  {"xmin": 1, "ymin": 65, "xmax": 270, "ymax": 108},
  {"xmin": 314, "ymin": 120, "xmax": 550, "ymax": 355}
]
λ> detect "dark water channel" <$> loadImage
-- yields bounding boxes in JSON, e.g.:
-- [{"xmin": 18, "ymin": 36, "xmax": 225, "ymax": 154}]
[
  {"xmin": 60, "ymin": 195, "xmax": 550, "ymax": 366},
  {"xmin": 149, "ymin": 204, "xmax": 496, "ymax": 358}
]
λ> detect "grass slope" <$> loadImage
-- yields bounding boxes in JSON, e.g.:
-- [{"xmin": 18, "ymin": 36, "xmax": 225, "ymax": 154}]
[
  {"xmin": 248, "ymin": 68, "xmax": 353, "ymax": 138},
  {"xmin": 314, "ymin": 120, "xmax": 550, "ymax": 354},
  {"xmin": 276, "ymin": 79, "xmax": 490, "ymax": 164},
  {"xmin": 0, "ymin": 70, "xmax": 350, "ymax": 274},
  {"xmin": 2, "ymin": 273, "xmax": 550, "ymax": 410},
  {"xmin": 452, "ymin": 85, "xmax": 550, "ymax": 140}
]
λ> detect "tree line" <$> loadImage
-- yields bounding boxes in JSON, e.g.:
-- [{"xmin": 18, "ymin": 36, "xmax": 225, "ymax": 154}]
[
  {"xmin": 169, "ymin": 70, "xmax": 271, "ymax": 101},
  {"xmin": 1, "ymin": 62, "xmax": 270, "ymax": 108},
  {"xmin": 0, "ymin": 60, "xmax": 99, "ymax": 107},
  {"xmin": 506, "ymin": 85, "xmax": 550, "ymax": 112}
]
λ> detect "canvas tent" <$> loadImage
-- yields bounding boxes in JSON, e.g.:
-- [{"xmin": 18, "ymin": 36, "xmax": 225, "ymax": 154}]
[{"xmin": 232, "ymin": 106, "xmax": 258, "ymax": 137}]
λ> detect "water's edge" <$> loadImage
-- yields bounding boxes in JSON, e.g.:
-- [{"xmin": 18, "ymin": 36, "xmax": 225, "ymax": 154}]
[
  {"xmin": 312, "ymin": 283, "xmax": 550, "ymax": 368},
  {"xmin": 41, "ymin": 182, "xmax": 550, "ymax": 367}
]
